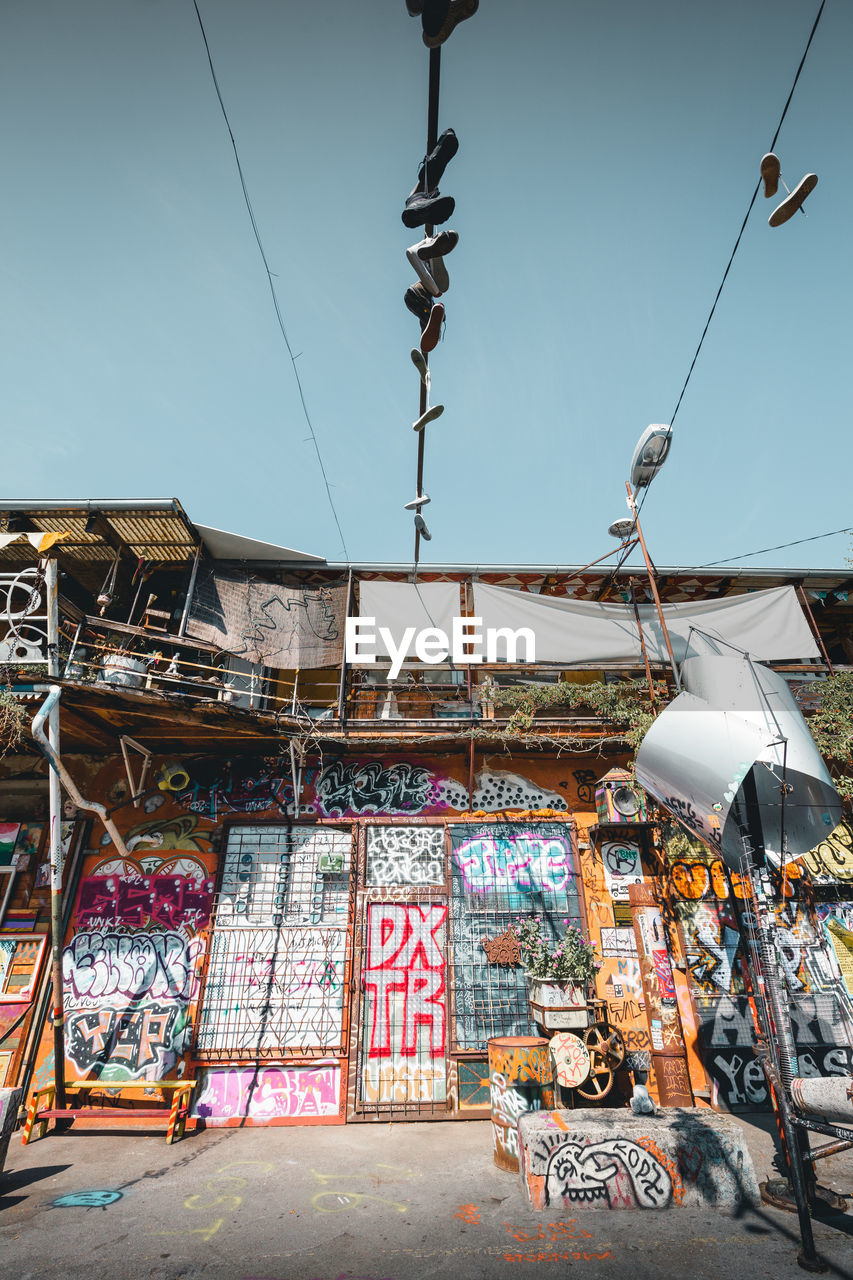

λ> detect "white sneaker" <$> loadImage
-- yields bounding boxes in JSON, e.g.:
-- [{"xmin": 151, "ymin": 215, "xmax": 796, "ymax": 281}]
[
  {"xmin": 406, "ymin": 243, "xmax": 442, "ymax": 296},
  {"xmin": 769, "ymin": 173, "xmax": 818, "ymax": 227},
  {"xmin": 413, "ymin": 404, "xmax": 444, "ymax": 432},
  {"xmin": 414, "ymin": 513, "xmax": 432, "ymax": 541},
  {"xmin": 404, "ymin": 493, "xmax": 431, "ymax": 510}
]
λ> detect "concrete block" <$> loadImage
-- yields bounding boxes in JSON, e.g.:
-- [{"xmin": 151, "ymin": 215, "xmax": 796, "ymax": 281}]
[
  {"xmin": 0, "ymin": 1088, "xmax": 23, "ymax": 1176},
  {"xmin": 518, "ymin": 1107, "xmax": 760, "ymax": 1211}
]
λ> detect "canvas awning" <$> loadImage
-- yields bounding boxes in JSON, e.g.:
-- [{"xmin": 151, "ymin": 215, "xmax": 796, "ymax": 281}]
[{"xmin": 467, "ymin": 583, "xmax": 820, "ymax": 664}]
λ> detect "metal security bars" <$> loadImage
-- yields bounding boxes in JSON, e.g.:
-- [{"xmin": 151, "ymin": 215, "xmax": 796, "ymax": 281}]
[
  {"xmin": 448, "ymin": 822, "xmax": 583, "ymax": 1052},
  {"xmin": 195, "ymin": 824, "xmax": 353, "ymax": 1058},
  {"xmin": 353, "ymin": 824, "xmax": 449, "ymax": 1118}
]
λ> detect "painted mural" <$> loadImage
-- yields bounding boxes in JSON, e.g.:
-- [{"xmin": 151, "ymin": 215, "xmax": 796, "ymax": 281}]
[
  {"xmin": 192, "ymin": 1063, "xmax": 342, "ymax": 1124},
  {"xmin": 62, "ymin": 850, "xmax": 214, "ymax": 1081}
]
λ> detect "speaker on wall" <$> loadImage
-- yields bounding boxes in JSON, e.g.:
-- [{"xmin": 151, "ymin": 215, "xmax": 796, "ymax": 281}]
[{"xmin": 595, "ymin": 768, "xmax": 649, "ymax": 824}]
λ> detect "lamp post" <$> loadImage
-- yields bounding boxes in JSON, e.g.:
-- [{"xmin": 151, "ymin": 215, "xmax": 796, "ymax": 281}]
[{"xmin": 608, "ymin": 425, "xmax": 681, "ymax": 691}]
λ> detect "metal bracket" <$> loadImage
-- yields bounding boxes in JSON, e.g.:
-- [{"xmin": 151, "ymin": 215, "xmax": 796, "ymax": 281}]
[{"xmin": 119, "ymin": 735, "xmax": 152, "ymax": 808}]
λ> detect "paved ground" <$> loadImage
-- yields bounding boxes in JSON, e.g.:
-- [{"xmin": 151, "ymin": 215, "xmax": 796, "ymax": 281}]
[{"xmin": 1, "ymin": 1114, "xmax": 852, "ymax": 1280}]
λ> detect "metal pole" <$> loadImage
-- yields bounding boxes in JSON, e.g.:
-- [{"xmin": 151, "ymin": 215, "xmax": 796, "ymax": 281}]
[
  {"xmin": 337, "ymin": 567, "xmax": 354, "ymax": 724},
  {"xmin": 178, "ymin": 543, "xmax": 202, "ymax": 637},
  {"xmin": 413, "ymin": 47, "xmax": 441, "ymax": 571},
  {"xmin": 44, "ymin": 559, "xmax": 66, "ymax": 1109},
  {"xmin": 625, "ymin": 482, "xmax": 681, "ymax": 690},
  {"xmin": 629, "ymin": 577, "xmax": 657, "ymax": 706}
]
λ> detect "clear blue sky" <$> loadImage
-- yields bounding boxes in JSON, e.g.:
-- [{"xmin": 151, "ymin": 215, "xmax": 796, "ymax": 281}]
[{"xmin": 1, "ymin": 1, "xmax": 849, "ymax": 571}]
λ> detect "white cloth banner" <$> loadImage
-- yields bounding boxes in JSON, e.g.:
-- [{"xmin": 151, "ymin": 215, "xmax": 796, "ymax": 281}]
[
  {"xmin": 356, "ymin": 581, "xmax": 461, "ymax": 661},
  {"xmin": 471, "ymin": 583, "xmax": 819, "ymax": 664}
]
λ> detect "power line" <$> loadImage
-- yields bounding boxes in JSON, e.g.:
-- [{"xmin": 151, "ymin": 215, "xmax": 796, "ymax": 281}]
[
  {"xmin": 191, "ymin": 1, "xmax": 350, "ymax": 561},
  {"xmin": 635, "ymin": 0, "xmax": 826, "ymax": 527},
  {"xmin": 689, "ymin": 525, "xmax": 853, "ymax": 571}
]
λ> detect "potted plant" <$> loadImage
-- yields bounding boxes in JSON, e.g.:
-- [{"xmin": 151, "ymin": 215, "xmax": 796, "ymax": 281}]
[{"xmin": 511, "ymin": 916, "xmax": 602, "ymax": 1031}]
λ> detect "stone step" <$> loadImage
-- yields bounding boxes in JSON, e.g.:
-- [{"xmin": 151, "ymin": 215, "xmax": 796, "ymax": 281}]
[{"xmin": 518, "ymin": 1107, "xmax": 760, "ymax": 1211}]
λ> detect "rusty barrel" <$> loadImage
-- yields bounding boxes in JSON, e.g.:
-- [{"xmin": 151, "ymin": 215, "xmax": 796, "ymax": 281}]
[{"xmin": 488, "ymin": 1035, "xmax": 553, "ymax": 1172}]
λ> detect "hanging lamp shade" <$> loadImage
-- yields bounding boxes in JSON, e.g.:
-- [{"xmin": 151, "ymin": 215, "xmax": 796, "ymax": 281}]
[{"xmin": 635, "ymin": 655, "xmax": 840, "ymax": 870}]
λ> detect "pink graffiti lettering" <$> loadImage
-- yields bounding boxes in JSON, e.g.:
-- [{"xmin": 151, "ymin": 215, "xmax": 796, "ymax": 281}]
[
  {"xmin": 77, "ymin": 873, "xmax": 213, "ymax": 930},
  {"xmin": 453, "ymin": 833, "xmax": 572, "ymax": 894}
]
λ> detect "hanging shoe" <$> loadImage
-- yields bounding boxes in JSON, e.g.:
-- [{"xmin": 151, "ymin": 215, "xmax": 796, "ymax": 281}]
[
  {"xmin": 760, "ymin": 152, "xmax": 781, "ymax": 199},
  {"xmin": 404, "ymin": 493, "xmax": 431, "ymax": 510},
  {"xmin": 404, "ymin": 282, "xmax": 433, "ymax": 330},
  {"xmin": 420, "ymin": 301, "xmax": 445, "ymax": 354},
  {"xmin": 417, "ymin": 229, "xmax": 459, "ymax": 260},
  {"xmin": 429, "ymin": 256, "xmax": 449, "ymax": 293},
  {"xmin": 769, "ymin": 173, "xmax": 818, "ymax": 227},
  {"xmin": 417, "ymin": 128, "xmax": 459, "ymax": 192},
  {"xmin": 414, "ymin": 513, "xmax": 432, "ymax": 541},
  {"xmin": 406, "ymin": 243, "xmax": 442, "ymax": 296},
  {"xmin": 421, "ymin": 0, "xmax": 450, "ymax": 39},
  {"xmin": 402, "ymin": 189, "xmax": 455, "ymax": 229},
  {"xmin": 411, "ymin": 348, "xmax": 430, "ymax": 383},
  {"xmin": 413, "ymin": 404, "xmax": 444, "ymax": 432},
  {"xmin": 424, "ymin": 0, "xmax": 478, "ymax": 47}
]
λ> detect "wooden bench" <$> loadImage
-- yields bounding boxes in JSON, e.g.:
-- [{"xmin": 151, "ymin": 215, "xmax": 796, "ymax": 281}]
[{"xmin": 22, "ymin": 1079, "xmax": 196, "ymax": 1145}]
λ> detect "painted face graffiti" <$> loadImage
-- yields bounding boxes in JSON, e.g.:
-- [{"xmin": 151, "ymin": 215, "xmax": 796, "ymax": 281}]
[{"xmin": 539, "ymin": 1138, "xmax": 673, "ymax": 1209}]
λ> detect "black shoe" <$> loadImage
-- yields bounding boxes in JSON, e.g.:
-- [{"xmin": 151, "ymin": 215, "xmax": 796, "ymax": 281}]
[
  {"xmin": 424, "ymin": 0, "xmax": 478, "ymax": 47},
  {"xmin": 417, "ymin": 128, "xmax": 458, "ymax": 191},
  {"xmin": 404, "ymin": 283, "xmax": 433, "ymax": 330},
  {"xmin": 416, "ymin": 229, "xmax": 459, "ymax": 260},
  {"xmin": 402, "ymin": 189, "xmax": 455, "ymax": 229},
  {"xmin": 421, "ymin": 0, "xmax": 450, "ymax": 38}
]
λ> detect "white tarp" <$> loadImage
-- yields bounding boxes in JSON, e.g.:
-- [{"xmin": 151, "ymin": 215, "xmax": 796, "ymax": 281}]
[
  {"xmin": 472, "ymin": 583, "xmax": 819, "ymax": 665},
  {"xmin": 356, "ymin": 581, "xmax": 460, "ymax": 660}
]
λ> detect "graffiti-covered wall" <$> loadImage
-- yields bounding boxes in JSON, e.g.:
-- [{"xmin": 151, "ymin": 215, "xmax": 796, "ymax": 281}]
[
  {"xmin": 661, "ymin": 822, "xmax": 853, "ymax": 1110},
  {"xmin": 63, "ymin": 846, "xmax": 215, "ymax": 1081}
]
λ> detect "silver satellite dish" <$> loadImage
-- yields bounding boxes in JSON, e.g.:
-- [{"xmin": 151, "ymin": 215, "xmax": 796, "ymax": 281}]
[
  {"xmin": 608, "ymin": 517, "xmax": 635, "ymax": 540},
  {"xmin": 630, "ymin": 424, "xmax": 672, "ymax": 489}
]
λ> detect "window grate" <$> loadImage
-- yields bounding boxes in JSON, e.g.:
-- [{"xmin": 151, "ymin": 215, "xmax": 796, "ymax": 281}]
[{"xmin": 195, "ymin": 825, "xmax": 352, "ymax": 1058}]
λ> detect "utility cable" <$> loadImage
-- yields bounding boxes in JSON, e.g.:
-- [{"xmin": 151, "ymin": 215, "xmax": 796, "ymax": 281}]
[
  {"xmin": 689, "ymin": 524, "xmax": 853, "ymax": 570},
  {"xmin": 191, "ymin": 1, "xmax": 350, "ymax": 561},
  {"xmin": 634, "ymin": 0, "xmax": 826, "ymax": 530}
]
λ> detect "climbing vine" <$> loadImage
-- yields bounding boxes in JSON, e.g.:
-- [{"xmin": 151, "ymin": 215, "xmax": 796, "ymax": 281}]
[
  {"xmin": 484, "ymin": 677, "xmax": 668, "ymax": 752},
  {"xmin": 800, "ymin": 671, "xmax": 853, "ymax": 803},
  {"xmin": 0, "ymin": 686, "xmax": 27, "ymax": 763}
]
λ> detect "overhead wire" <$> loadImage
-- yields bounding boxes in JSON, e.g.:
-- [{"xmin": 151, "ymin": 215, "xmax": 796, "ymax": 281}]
[
  {"xmin": 632, "ymin": 0, "xmax": 827, "ymax": 532},
  {"xmin": 689, "ymin": 525, "xmax": 853, "ymax": 571},
  {"xmin": 191, "ymin": 0, "xmax": 350, "ymax": 561}
]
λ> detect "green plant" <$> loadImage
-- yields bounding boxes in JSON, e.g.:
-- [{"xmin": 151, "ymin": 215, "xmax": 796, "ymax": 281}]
[
  {"xmin": 511, "ymin": 916, "xmax": 601, "ymax": 985},
  {"xmin": 803, "ymin": 671, "xmax": 853, "ymax": 803},
  {"xmin": 486, "ymin": 677, "xmax": 667, "ymax": 751},
  {"xmin": 0, "ymin": 686, "xmax": 28, "ymax": 762}
]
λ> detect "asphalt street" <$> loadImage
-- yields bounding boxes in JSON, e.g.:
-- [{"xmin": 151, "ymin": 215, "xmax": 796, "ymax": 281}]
[{"xmin": 1, "ymin": 1115, "xmax": 852, "ymax": 1280}]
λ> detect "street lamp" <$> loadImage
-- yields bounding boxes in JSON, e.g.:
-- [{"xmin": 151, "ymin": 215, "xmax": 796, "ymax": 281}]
[{"xmin": 610, "ymin": 425, "xmax": 681, "ymax": 689}]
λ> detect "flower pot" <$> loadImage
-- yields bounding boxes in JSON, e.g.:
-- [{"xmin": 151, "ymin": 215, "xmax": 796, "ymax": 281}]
[{"xmin": 526, "ymin": 977, "xmax": 591, "ymax": 1031}]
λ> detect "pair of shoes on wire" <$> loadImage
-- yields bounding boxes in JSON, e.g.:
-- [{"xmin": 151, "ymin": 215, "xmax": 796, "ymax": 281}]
[
  {"xmin": 405, "ymin": 0, "xmax": 479, "ymax": 49},
  {"xmin": 401, "ymin": 128, "xmax": 459, "ymax": 227},
  {"xmin": 404, "ymin": 285, "xmax": 445, "ymax": 353},
  {"xmin": 761, "ymin": 152, "xmax": 818, "ymax": 226},
  {"xmin": 406, "ymin": 229, "xmax": 458, "ymax": 296}
]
